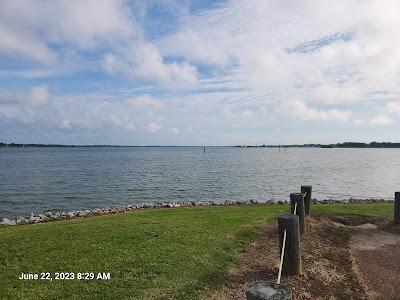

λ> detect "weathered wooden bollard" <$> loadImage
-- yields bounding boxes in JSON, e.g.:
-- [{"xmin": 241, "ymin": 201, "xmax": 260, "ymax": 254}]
[
  {"xmin": 301, "ymin": 185, "xmax": 312, "ymax": 216},
  {"xmin": 290, "ymin": 193, "xmax": 305, "ymax": 236},
  {"xmin": 278, "ymin": 214, "xmax": 301, "ymax": 275},
  {"xmin": 245, "ymin": 282, "xmax": 292, "ymax": 300},
  {"xmin": 395, "ymin": 192, "xmax": 400, "ymax": 224}
]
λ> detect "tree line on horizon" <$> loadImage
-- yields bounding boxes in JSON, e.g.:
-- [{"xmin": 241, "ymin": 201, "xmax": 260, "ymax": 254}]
[
  {"xmin": 2, "ymin": 142, "xmax": 400, "ymax": 148},
  {"xmin": 235, "ymin": 142, "xmax": 400, "ymax": 148}
]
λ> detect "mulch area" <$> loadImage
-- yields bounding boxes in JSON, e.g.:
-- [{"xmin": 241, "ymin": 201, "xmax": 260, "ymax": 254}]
[{"xmin": 208, "ymin": 214, "xmax": 400, "ymax": 300}]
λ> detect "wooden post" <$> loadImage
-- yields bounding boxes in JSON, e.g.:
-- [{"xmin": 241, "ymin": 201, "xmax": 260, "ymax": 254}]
[
  {"xmin": 301, "ymin": 185, "xmax": 312, "ymax": 216},
  {"xmin": 246, "ymin": 282, "xmax": 292, "ymax": 300},
  {"xmin": 395, "ymin": 192, "xmax": 400, "ymax": 224},
  {"xmin": 278, "ymin": 214, "xmax": 301, "ymax": 275},
  {"xmin": 290, "ymin": 193, "xmax": 306, "ymax": 236}
]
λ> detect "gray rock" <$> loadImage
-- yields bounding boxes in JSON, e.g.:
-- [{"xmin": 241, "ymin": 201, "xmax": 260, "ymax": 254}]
[
  {"xmin": 16, "ymin": 217, "xmax": 28, "ymax": 225},
  {"xmin": 92, "ymin": 208, "xmax": 102, "ymax": 215},
  {"xmin": 3, "ymin": 218, "xmax": 11, "ymax": 224},
  {"xmin": 116, "ymin": 207, "xmax": 126, "ymax": 212},
  {"xmin": 245, "ymin": 281, "xmax": 292, "ymax": 300},
  {"xmin": 77, "ymin": 211, "xmax": 87, "ymax": 217},
  {"xmin": 28, "ymin": 216, "xmax": 40, "ymax": 223},
  {"xmin": 1, "ymin": 218, "xmax": 16, "ymax": 225},
  {"xmin": 38, "ymin": 214, "xmax": 49, "ymax": 220}
]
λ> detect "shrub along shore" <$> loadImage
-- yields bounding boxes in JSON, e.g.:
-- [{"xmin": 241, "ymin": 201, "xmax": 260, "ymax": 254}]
[{"xmin": 0, "ymin": 197, "xmax": 394, "ymax": 226}]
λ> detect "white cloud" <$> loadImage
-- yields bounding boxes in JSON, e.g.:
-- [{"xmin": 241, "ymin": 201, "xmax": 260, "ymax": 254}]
[
  {"xmin": 311, "ymin": 84, "xmax": 362, "ymax": 104},
  {"xmin": 102, "ymin": 42, "xmax": 199, "ymax": 89},
  {"xmin": 370, "ymin": 114, "xmax": 395, "ymax": 126},
  {"xmin": 169, "ymin": 127, "xmax": 180, "ymax": 134},
  {"xmin": 0, "ymin": 85, "xmax": 49, "ymax": 125},
  {"xmin": 157, "ymin": 0, "xmax": 400, "ymax": 102},
  {"xmin": 0, "ymin": 0, "xmax": 136, "ymax": 63},
  {"xmin": 279, "ymin": 100, "xmax": 352, "ymax": 122},
  {"xmin": 0, "ymin": 25, "xmax": 57, "ymax": 64},
  {"xmin": 27, "ymin": 85, "xmax": 49, "ymax": 107},
  {"xmin": 0, "ymin": 85, "xmax": 49, "ymax": 107},
  {"xmin": 148, "ymin": 122, "xmax": 162, "ymax": 132},
  {"xmin": 0, "ymin": 89, "xmax": 167, "ymax": 134},
  {"xmin": 386, "ymin": 102, "xmax": 400, "ymax": 114},
  {"xmin": 0, "ymin": 0, "xmax": 199, "ymax": 89}
]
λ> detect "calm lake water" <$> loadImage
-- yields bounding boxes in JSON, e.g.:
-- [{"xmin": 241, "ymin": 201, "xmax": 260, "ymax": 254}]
[{"xmin": 0, "ymin": 147, "xmax": 399, "ymax": 218}]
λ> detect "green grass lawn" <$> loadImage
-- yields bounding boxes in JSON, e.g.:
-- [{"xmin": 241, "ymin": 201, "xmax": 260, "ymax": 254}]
[{"xmin": 0, "ymin": 203, "xmax": 394, "ymax": 299}]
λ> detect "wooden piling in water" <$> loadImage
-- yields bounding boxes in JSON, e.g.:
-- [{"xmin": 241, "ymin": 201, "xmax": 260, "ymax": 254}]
[
  {"xmin": 301, "ymin": 185, "xmax": 312, "ymax": 216},
  {"xmin": 290, "ymin": 193, "xmax": 305, "ymax": 236},
  {"xmin": 278, "ymin": 214, "xmax": 301, "ymax": 276},
  {"xmin": 395, "ymin": 192, "xmax": 400, "ymax": 224}
]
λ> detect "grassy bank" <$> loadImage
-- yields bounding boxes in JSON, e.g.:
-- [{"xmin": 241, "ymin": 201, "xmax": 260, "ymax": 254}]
[{"xmin": 0, "ymin": 203, "xmax": 393, "ymax": 299}]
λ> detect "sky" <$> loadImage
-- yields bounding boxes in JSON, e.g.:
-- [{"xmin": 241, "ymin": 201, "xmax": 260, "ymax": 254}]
[{"xmin": 1, "ymin": 0, "xmax": 400, "ymax": 145}]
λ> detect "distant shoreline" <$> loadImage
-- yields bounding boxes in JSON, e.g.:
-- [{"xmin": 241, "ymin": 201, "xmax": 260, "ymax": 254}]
[
  {"xmin": 233, "ymin": 142, "xmax": 400, "ymax": 148},
  {"xmin": 2, "ymin": 142, "xmax": 400, "ymax": 148}
]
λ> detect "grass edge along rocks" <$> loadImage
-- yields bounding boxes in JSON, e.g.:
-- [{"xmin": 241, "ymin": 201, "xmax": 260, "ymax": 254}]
[{"xmin": 0, "ymin": 198, "xmax": 394, "ymax": 226}]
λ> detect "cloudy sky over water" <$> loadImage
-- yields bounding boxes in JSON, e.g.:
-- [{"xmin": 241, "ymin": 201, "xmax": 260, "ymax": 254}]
[{"xmin": 1, "ymin": 0, "xmax": 400, "ymax": 145}]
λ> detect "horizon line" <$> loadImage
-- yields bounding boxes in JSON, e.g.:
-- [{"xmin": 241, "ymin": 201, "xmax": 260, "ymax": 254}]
[{"xmin": 2, "ymin": 141, "xmax": 400, "ymax": 148}]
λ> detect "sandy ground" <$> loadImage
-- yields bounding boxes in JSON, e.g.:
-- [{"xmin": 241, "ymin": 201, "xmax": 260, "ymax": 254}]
[
  {"xmin": 206, "ymin": 214, "xmax": 400, "ymax": 300},
  {"xmin": 348, "ymin": 219, "xmax": 400, "ymax": 300}
]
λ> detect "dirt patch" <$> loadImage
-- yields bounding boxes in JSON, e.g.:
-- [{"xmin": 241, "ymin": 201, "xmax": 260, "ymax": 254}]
[
  {"xmin": 329, "ymin": 215, "xmax": 383, "ymax": 227},
  {"xmin": 350, "ymin": 220, "xmax": 400, "ymax": 300},
  {"xmin": 207, "ymin": 214, "xmax": 369, "ymax": 300}
]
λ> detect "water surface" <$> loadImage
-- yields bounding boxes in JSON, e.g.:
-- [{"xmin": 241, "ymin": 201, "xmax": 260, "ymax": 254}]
[{"xmin": 0, "ymin": 147, "xmax": 398, "ymax": 218}]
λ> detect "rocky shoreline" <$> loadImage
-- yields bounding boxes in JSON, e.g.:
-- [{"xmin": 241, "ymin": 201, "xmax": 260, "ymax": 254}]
[{"xmin": 0, "ymin": 198, "xmax": 394, "ymax": 226}]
